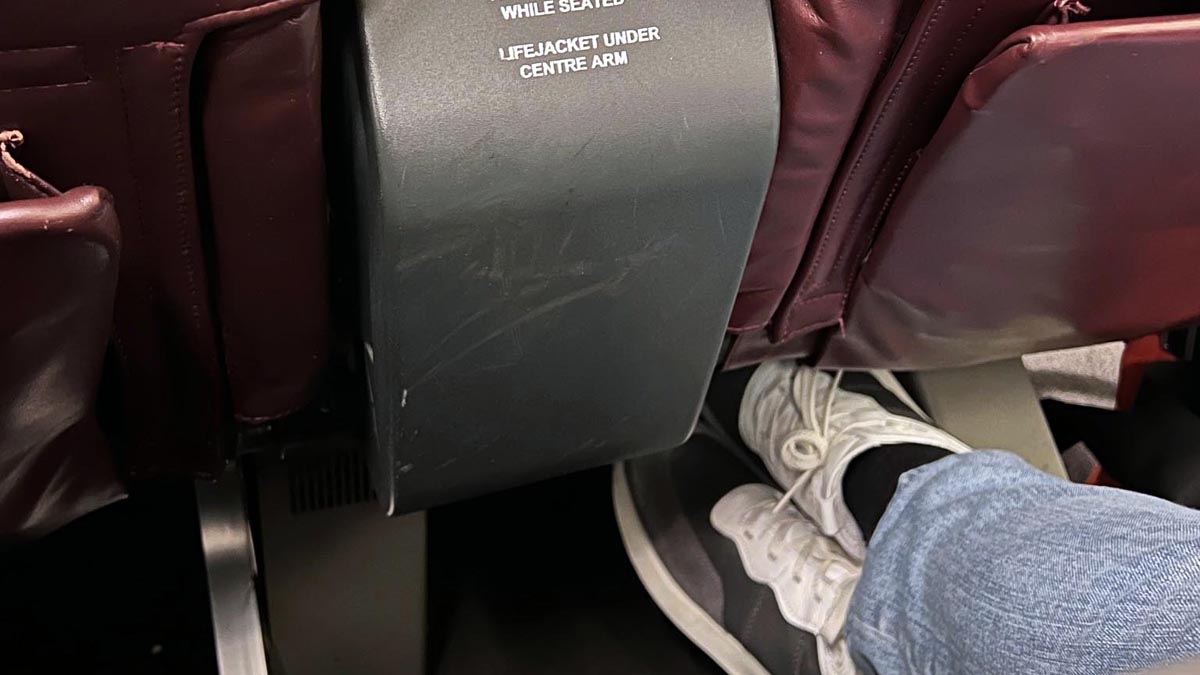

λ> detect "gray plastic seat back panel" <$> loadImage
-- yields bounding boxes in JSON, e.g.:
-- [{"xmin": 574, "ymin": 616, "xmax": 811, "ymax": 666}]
[{"xmin": 344, "ymin": 0, "xmax": 780, "ymax": 511}]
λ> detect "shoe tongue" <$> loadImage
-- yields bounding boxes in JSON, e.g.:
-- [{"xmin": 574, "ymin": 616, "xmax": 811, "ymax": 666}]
[{"xmin": 838, "ymin": 373, "xmax": 925, "ymax": 421}]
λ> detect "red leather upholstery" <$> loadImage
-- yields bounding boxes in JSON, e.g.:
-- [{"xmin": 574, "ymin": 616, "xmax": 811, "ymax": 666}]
[
  {"xmin": 728, "ymin": 0, "xmax": 908, "ymax": 333},
  {"xmin": 0, "ymin": 137, "xmax": 125, "ymax": 536},
  {"xmin": 0, "ymin": 0, "xmax": 328, "ymax": 478},
  {"xmin": 774, "ymin": 0, "xmax": 1050, "ymax": 341},
  {"xmin": 728, "ymin": 0, "xmax": 1052, "ymax": 367},
  {"xmin": 824, "ymin": 16, "xmax": 1200, "ymax": 368},
  {"xmin": 200, "ymin": 4, "xmax": 329, "ymax": 422}
]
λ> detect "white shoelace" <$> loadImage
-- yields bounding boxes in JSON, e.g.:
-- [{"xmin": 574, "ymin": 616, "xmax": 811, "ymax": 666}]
[{"xmin": 772, "ymin": 369, "xmax": 875, "ymax": 513}]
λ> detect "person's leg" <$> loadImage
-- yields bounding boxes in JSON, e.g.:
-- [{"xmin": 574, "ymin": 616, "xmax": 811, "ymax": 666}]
[
  {"xmin": 738, "ymin": 360, "xmax": 1200, "ymax": 673},
  {"xmin": 842, "ymin": 444, "xmax": 951, "ymax": 542},
  {"xmin": 845, "ymin": 450, "xmax": 1200, "ymax": 675}
]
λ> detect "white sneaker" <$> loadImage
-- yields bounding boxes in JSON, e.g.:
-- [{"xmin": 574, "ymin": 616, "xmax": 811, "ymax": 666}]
[
  {"xmin": 738, "ymin": 361, "xmax": 972, "ymax": 560},
  {"xmin": 711, "ymin": 483, "xmax": 860, "ymax": 675}
]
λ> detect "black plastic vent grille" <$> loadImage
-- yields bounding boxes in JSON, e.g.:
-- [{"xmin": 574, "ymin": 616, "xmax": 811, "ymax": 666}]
[{"xmin": 286, "ymin": 448, "xmax": 376, "ymax": 514}]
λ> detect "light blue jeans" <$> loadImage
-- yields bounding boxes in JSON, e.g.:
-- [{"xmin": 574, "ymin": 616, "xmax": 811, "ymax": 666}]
[{"xmin": 846, "ymin": 451, "xmax": 1200, "ymax": 675}]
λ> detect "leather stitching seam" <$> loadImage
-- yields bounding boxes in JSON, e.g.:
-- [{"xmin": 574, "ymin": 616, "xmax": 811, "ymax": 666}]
[
  {"xmin": 792, "ymin": 0, "xmax": 951, "ymax": 300},
  {"xmin": 782, "ymin": 0, "xmax": 991, "ymax": 337}
]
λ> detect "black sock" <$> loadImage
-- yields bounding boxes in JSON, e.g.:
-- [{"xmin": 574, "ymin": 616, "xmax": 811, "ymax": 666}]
[{"xmin": 842, "ymin": 443, "xmax": 953, "ymax": 542}]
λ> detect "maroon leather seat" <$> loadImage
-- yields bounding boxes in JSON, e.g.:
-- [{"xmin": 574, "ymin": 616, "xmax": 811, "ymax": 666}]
[
  {"xmin": 728, "ymin": 0, "xmax": 1200, "ymax": 369},
  {"xmin": 0, "ymin": 0, "xmax": 329, "ymax": 532},
  {"xmin": 0, "ymin": 135, "xmax": 124, "ymax": 536},
  {"xmin": 727, "ymin": 0, "xmax": 910, "ymax": 334},
  {"xmin": 826, "ymin": 15, "xmax": 1200, "ymax": 368},
  {"xmin": 3, "ymin": 0, "xmax": 1199, "ymax": 535}
]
